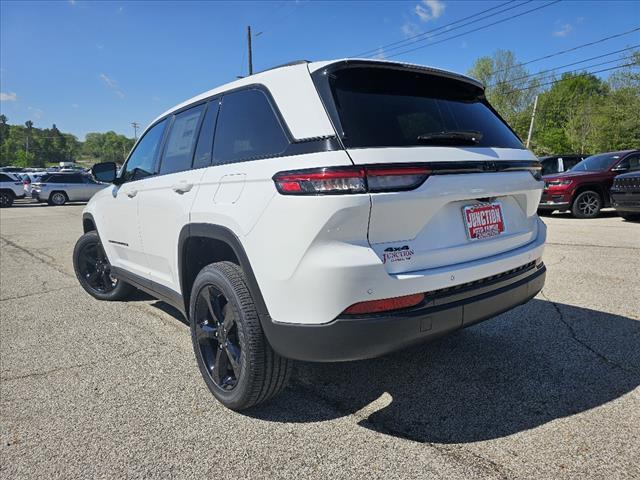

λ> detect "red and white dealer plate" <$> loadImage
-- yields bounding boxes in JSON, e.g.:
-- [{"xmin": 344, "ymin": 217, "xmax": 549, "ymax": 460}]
[{"xmin": 462, "ymin": 203, "xmax": 505, "ymax": 241}]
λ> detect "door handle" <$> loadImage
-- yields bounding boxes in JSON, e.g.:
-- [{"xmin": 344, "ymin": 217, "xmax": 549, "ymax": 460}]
[
  {"xmin": 172, "ymin": 181, "xmax": 193, "ymax": 194},
  {"xmin": 126, "ymin": 189, "xmax": 138, "ymax": 198}
]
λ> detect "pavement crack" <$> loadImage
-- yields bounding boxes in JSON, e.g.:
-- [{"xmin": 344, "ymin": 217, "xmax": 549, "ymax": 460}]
[
  {"xmin": 540, "ymin": 290, "xmax": 635, "ymax": 374},
  {"xmin": 545, "ymin": 241, "xmax": 639, "ymax": 251},
  {"xmin": 0, "ymin": 236, "xmax": 73, "ymax": 278},
  {"xmin": 0, "ymin": 346, "xmax": 160, "ymax": 382},
  {"xmin": 1, "ymin": 285, "xmax": 79, "ymax": 302}
]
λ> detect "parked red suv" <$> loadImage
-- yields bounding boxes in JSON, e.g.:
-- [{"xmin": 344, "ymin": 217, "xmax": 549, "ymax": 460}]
[{"xmin": 539, "ymin": 149, "xmax": 640, "ymax": 218}]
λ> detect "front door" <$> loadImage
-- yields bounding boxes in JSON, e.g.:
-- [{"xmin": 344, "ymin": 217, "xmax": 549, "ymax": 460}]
[{"xmin": 99, "ymin": 119, "xmax": 168, "ymax": 278}]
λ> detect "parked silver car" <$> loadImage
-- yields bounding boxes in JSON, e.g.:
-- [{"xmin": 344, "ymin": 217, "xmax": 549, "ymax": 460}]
[{"xmin": 31, "ymin": 173, "xmax": 106, "ymax": 205}]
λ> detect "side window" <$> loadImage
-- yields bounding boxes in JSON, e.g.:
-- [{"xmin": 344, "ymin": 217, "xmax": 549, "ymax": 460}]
[
  {"xmin": 159, "ymin": 104, "xmax": 205, "ymax": 175},
  {"xmin": 624, "ymin": 154, "xmax": 640, "ymax": 171},
  {"xmin": 213, "ymin": 89, "xmax": 289, "ymax": 164},
  {"xmin": 192, "ymin": 100, "xmax": 219, "ymax": 169},
  {"xmin": 122, "ymin": 119, "xmax": 167, "ymax": 182},
  {"xmin": 68, "ymin": 174, "xmax": 84, "ymax": 183},
  {"xmin": 0, "ymin": 173, "xmax": 10, "ymax": 182}
]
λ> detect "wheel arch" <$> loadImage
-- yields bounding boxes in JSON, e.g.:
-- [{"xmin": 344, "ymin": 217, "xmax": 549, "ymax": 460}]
[
  {"xmin": 82, "ymin": 213, "xmax": 97, "ymax": 233},
  {"xmin": 178, "ymin": 224, "xmax": 270, "ymax": 320},
  {"xmin": 573, "ymin": 184, "xmax": 606, "ymax": 204}
]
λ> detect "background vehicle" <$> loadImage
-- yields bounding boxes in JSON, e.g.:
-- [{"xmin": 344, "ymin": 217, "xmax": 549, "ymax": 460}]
[
  {"xmin": 0, "ymin": 172, "xmax": 26, "ymax": 207},
  {"xmin": 611, "ymin": 171, "xmax": 640, "ymax": 221},
  {"xmin": 74, "ymin": 59, "xmax": 546, "ymax": 410},
  {"xmin": 539, "ymin": 149, "xmax": 640, "ymax": 218},
  {"xmin": 539, "ymin": 154, "xmax": 587, "ymax": 176},
  {"xmin": 22, "ymin": 172, "xmax": 45, "ymax": 195},
  {"xmin": 31, "ymin": 172, "xmax": 106, "ymax": 205}
]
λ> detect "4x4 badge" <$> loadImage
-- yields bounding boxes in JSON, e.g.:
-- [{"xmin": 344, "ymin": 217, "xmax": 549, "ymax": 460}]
[{"xmin": 383, "ymin": 245, "xmax": 414, "ymax": 263}]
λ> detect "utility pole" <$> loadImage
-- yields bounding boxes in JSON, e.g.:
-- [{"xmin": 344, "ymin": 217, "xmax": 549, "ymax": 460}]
[
  {"xmin": 247, "ymin": 25, "xmax": 253, "ymax": 75},
  {"xmin": 526, "ymin": 95, "xmax": 539, "ymax": 149},
  {"xmin": 131, "ymin": 122, "xmax": 140, "ymax": 141}
]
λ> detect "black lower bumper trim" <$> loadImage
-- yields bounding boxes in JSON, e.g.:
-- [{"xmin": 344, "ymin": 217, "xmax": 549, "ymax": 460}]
[{"xmin": 262, "ymin": 264, "xmax": 546, "ymax": 362}]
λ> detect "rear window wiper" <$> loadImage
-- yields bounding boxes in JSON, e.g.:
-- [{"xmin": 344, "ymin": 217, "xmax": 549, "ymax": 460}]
[{"xmin": 416, "ymin": 130, "xmax": 483, "ymax": 145}]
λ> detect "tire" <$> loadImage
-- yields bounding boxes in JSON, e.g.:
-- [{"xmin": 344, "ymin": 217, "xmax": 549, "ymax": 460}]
[
  {"xmin": 0, "ymin": 190, "xmax": 14, "ymax": 208},
  {"xmin": 189, "ymin": 261, "xmax": 291, "ymax": 410},
  {"xmin": 48, "ymin": 191, "xmax": 68, "ymax": 206},
  {"xmin": 72, "ymin": 231, "xmax": 134, "ymax": 301},
  {"xmin": 572, "ymin": 190, "xmax": 602, "ymax": 218}
]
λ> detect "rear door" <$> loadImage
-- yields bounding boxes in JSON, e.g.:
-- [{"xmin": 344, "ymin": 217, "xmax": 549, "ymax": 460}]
[
  {"xmin": 137, "ymin": 102, "xmax": 210, "ymax": 292},
  {"xmin": 316, "ymin": 65, "xmax": 542, "ymax": 274}
]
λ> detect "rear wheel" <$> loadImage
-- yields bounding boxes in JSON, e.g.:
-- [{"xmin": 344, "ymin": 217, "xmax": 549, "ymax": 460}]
[
  {"xmin": 73, "ymin": 231, "xmax": 134, "ymax": 301},
  {"xmin": 0, "ymin": 190, "xmax": 14, "ymax": 208},
  {"xmin": 189, "ymin": 261, "xmax": 291, "ymax": 410},
  {"xmin": 49, "ymin": 191, "xmax": 68, "ymax": 206},
  {"xmin": 572, "ymin": 190, "xmax": 601, "ymax": 218}
]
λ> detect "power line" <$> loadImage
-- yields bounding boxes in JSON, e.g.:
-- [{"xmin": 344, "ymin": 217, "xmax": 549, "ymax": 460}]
[
  {"xmin": 506, "ymin": 62, "xmax": 638, "ymax": 94},
  {"xmin": 386, "ymin": 0, "xmax": 561, "ymax": 59},
  {"xmin": 354, "ymin": 0, "xmax": 519, "ymax": 58},
  {"xmin": 491, "ymin": 26, "xmax": 640, "ymax": 74},
  {"xmin": 487, "ymin": 44, "xmax": 640, "ymax": 87}
]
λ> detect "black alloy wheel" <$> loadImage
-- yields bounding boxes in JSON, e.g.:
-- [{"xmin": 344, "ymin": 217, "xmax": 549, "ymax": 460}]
[
  {"xmin": 77, "ymin": 240, "xmax": 118, "ymax": 294},
  {"xmin": 194, "ymin": 285, "xmax": 242, "ymax": 391}
]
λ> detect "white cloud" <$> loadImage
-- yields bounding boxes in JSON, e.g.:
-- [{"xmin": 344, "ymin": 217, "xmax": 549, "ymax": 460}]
[
  {"xmin": 415, "ymin": 0, "xmax": 445, "ymax": 23},
  {"xmin": 552, "ymin": 23, "xmax": 573, "ymax": 37},
  {"xmin": 71, "ymin": 103, "xmax": 79, "ymax": 108},
  {"xmin": 117, "ymin": 6, "xmax": 123, "ymax": 14},
  {"xmin": 461, "ymin": 41, "xmax": 468, "ymax": 49},
  {"xmin": 401, "ymin": 21, "xmax": 421, "ymax": 38},
  {"xmin": 100, "ymin": 73, "xmax": 125, "ymax": 98},
  {"xmin": 68, "ymin": 0, "xmax": 76, "ymax": 5},
  {"xmin": 576, "ymin": 16, "xmax": 585, "ymax": 24},
  {"xmin": 0, "ymin": 92, "xmax": 17, "ymax": 102},
  {"xmin": 27, "ymin": 106, "xmax": 44, "ymax": 119}
]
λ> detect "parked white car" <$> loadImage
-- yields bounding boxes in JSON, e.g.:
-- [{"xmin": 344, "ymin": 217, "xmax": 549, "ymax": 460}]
[
  {"xmin": 73, "ymin": 59, "xmax": 546, "ymax": 410},
  {"xmin": 0, "ymin": 172, "xmax": 26, "ymax": 207},
  {"xmin": 31, "ymin": 172, "xmax": 107, "ymax": 205}
]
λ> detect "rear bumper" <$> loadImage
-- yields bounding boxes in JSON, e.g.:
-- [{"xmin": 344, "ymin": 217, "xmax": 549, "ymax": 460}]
[{"xmin": 263, "ymin": 261, "xmax": 546, "ymax": 362}]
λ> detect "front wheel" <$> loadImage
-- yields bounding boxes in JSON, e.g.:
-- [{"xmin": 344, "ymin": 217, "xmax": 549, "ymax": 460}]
[
  {"xmin": 49, "ymin": 191, "xmax": 68, "ymax": 206},
  {"xmin": 572, "ymin": 190, "xmax": 602, "ymax": 218},
  {"xmin": 73, "ymin": 231, "xmax": 134, "ymax": 301},
  {"xmin": 189, "ymin": 261, "xmax": 291, "ymax": 410},
  {"xmin": 0, "ymin": 191, "xmax": 14, "ymax": 208}
]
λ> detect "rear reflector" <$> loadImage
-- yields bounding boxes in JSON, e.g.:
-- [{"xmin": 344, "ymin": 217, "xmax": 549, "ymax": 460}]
[
  {"xmin": 344, "ymin": 293, "xmax": 425, "ymax": 315},
  {"xmin": 273, "ymin": 165, "xmax": 431, "ymax": 195}
]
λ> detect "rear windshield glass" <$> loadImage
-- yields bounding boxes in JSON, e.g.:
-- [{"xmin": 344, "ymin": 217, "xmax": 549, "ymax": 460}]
[
  {"xmin": 324, "ymin": 67, "xmax": 524, "ymax": 149},
  {"xmin": 570, "ymin": 153, "xmax": 620, "ymax": 172}
]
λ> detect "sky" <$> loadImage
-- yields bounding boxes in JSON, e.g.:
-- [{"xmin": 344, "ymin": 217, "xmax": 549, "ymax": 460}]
[{"xmin": 1, "ymin": 0, "xmax": 639, "ymax": 140}]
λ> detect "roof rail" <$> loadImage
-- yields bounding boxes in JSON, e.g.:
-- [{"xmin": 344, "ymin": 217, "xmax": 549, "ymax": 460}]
[{"xmin": 255, "ymin": 60, "xmax": 310, "ymax": 75}]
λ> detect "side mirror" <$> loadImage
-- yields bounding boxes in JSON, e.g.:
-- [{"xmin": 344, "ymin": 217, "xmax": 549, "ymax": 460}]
[{"xmin": 91, "ymin": 162, "xmax": 118, "ymax": 184}]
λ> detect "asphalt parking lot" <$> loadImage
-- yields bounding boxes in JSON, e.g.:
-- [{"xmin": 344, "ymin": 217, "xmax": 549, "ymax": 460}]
[{"xmin": 1, "ymin": 201, "xmax": 639, "ymax": 479}]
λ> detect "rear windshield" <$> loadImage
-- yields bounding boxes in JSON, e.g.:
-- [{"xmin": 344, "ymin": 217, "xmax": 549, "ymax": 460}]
[
  {"xmin": 322, "ymin": 66, "xmax": 524, "ymax": 149},
  {"xmin": 570, "ymin": 153, "xmax": 620, "ymax": 172}
]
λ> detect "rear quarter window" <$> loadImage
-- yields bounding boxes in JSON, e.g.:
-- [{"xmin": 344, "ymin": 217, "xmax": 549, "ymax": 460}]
[{"xmin": 213, "ymin": 89, "xmax": 289, "ymax": 164}]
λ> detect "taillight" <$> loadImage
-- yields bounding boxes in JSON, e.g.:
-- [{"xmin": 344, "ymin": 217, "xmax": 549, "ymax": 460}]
[
  {"xmin": 344, "ymin": 293, "xmax": 425, "ymax": 315},
  {"xmin": 273, "ymin": 165, "xmax": 431, "ymax": 195}
]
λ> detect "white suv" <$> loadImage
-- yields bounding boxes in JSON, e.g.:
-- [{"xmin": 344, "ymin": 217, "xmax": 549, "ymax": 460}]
[
  {"xmin": 0, "ymin": 172, "xmax": 26, "ymax": 207},
  {"xmin": 73, "ymin": 59, "xmax": 546, "ymax": 410}
]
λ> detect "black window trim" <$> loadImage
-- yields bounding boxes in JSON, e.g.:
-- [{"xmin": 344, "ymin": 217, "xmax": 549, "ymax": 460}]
[
  {"xmin": 156, "ymin": 102, "xmax": 208, "ymax": 177},
  {"xmin": 119, "ymin": 117, "xmax": 170, "ymax": 184},
  {"xmin": 118, "ymin": 84, "xmax": 341, "ymax": 184}
]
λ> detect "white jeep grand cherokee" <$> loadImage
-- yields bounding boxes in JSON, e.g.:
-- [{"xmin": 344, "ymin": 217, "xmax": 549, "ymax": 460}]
[{"xmin": 73, "ymin": 59, "xmax": 546, "ymax": 410}]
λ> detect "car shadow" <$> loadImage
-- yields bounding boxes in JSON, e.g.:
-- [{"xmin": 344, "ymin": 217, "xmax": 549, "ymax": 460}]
[
  {"xmin": 550, "ymin": 209, "xmax": 619, "ymax": 220},
  {"xmin": 244, "ymin": 299, "xmax": 640, "ymax": 444}
]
